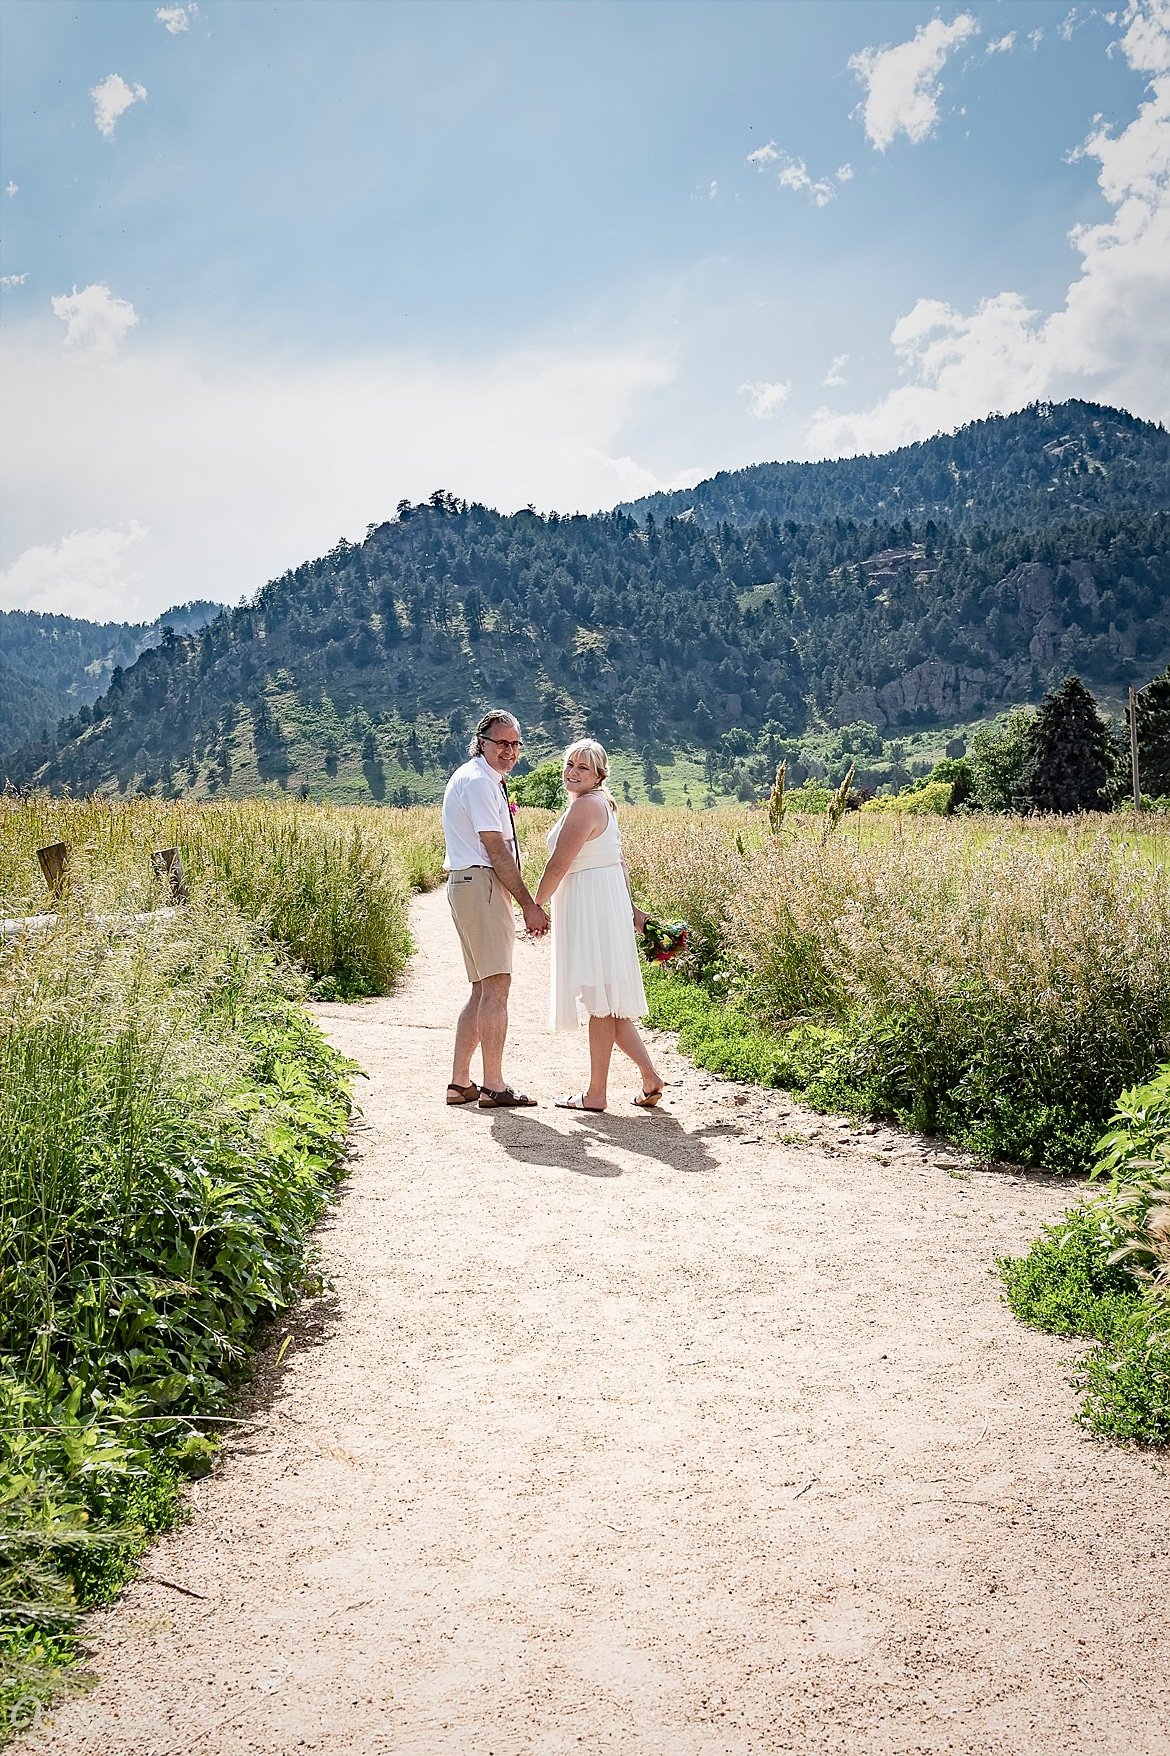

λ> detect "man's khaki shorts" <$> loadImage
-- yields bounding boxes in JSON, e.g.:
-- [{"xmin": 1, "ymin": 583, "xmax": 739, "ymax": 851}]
[{"xmin": 446, "ymin": 867, "xmax": 516, "ymax": 982}]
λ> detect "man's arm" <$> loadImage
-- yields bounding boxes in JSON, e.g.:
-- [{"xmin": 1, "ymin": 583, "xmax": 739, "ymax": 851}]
[{"xmin": 480, "ymin": 830, "xmax": 548, "ymax": 935}]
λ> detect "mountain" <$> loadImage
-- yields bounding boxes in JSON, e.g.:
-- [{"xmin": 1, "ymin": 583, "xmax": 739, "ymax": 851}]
[
  {"xmin": 0, "ymin": 601, "xmax": 223, "ymax": 756},
  {"xmin": 624, "ymin": 400, "xmax": 1169, "ymax": 532},
  {"xmin": 3, "ymin": 402, "xmax": 1167, "ymax": 804}
]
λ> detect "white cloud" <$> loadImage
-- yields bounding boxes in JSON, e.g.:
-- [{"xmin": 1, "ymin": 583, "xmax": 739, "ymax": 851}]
[
  {"xmin": 849, "ymin": 14, "xmax": 980, "ymax": 150},
  {"xmin": 156, "ymin": 4, "xmax": 196, "ymax": 32},
  {"xmin": 987, "ymin": 33, "xmax": 1017, "ymax": 55},
  {"xmin": 835, "ymin": 163, "xmax": 856, "ymax": 182},
  {"xmin": 5, "ymin": 181, "xmax": 17, "ymax": 197},
  {"xmin": 0, "ymin": 330, "xmax": 681, "ymax": 619},
  {"xmin": 747, "ymin": 142, "xmax": 838, "ymax": 205},
  {"xmin": 0, "ymin": 522, "xmax": 149, "ymax": 620},
  {"xmin": 51, "ymin": 284, "xmax": 139, "ymax": 358},
  {"xmin": 778, "ymin": 156, "xmax": 835, "ymax": 206},
  {"xmin": 1117, "ymin": 0, "xmax": 1170, "ymax": 69},
  {"xmin": 823, "ymin": 353, "xmax": 849, "ymax": 387},
  {"xmin": 1029, "ymin": 28, "xmax": 1045, "ymax": 49},
  {"xmin": 1, "ymin": 274, "xmax": 28, "ymax": 290},
  {"xmin": 91, "ymin": 74, "xmax": 148, "ymax": 139},
  {"xmin": 1059, "ymin": 9, "xmax": 1081, "ymax": 42},
  {"xmin": 807, "ymin": 0, "xmax": 1170, "ymax": 456},
  {"xmin": 739, "ymin": 379, "xmax": 790, "ymax": 418}
]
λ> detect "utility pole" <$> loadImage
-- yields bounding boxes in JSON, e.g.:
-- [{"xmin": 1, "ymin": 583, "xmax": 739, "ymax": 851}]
[{"xmin": 1129, "ymin": 685, "xmax": 1141, "ymax": 811}]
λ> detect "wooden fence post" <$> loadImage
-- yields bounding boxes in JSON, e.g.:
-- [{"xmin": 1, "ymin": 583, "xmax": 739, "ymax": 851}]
[
  {"xmin": 36, "ymin": 842, "xmax": 69, "ymax": 900},
  {"xmin": 1129, "ymin": 686, "xmax": 1142, "ymax": 812},
  {"xmin": 151, "ymin": 848, "xmax": 190, "ymax": 904}
]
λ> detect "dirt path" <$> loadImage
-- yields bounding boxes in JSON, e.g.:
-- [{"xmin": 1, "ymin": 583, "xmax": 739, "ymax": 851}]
[{"xmin": 27, "ymin": 890, "xmax": 1170, "ymax": 1756}]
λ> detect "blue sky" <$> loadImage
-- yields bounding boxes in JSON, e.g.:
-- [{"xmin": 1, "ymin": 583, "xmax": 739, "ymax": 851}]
[{"xmin": 1, "ymin": 0, "xmax": 1167, "ymax": 620}]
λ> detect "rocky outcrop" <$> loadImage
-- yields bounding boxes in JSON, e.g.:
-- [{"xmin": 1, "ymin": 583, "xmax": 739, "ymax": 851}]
[{"xmin": 832, "ymin": 659, "xmax": 996, "ymax": 727}]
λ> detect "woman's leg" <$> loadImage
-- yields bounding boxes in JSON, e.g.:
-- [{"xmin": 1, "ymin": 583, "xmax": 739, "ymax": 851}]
[
  {"xmin": 614, "ymin": 1018, "xmax": 663, "ymax": 1096},
  {"xmin": 585, "ymin": 1015, "xmax": 618, "ymax": 1109}
]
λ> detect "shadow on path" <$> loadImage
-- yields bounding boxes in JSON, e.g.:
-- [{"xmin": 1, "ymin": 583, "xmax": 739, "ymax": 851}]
[{"xmin": 489, "ymin": 1108, "xmax": 739, "ymax": 1178}]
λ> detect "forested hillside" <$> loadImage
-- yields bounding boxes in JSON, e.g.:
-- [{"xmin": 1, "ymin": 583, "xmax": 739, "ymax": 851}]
[
  {"xmin": 625, "ymin": 401, "xmax": 1169, "ymax": 532},
  {"xmin": 4, "ymin": 402, "xmax": 1167, "ymax": 803},
  {"xmin": 0, "ymin": 601, "xmax": 222, "ymax": 755}
]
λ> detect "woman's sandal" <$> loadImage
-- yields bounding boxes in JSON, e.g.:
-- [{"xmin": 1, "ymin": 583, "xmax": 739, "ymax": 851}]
[
  {"xmin": 632, "ymin": 1087, "xmax": 664, "ymax": 1108},
  {"xmin": 555, "ymin": 1092, "xmax": 606, "ymax": 1112},
  {"xmin": 478, "ymin": 1085, "xmax": 538, "ymax": 1108},
  {"xmin": 446, "ymin": 1081, "xmax": 481, "ymax": 1105}
]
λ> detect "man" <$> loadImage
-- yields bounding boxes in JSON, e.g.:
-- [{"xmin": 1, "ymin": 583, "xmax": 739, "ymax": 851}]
[{"xmin": 442, "ymin": 708, "xmax": 548, "ymax": 1109}]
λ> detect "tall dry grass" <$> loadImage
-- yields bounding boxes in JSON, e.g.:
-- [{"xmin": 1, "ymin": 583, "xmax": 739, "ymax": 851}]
[
  {"xmin": 620, "ymin": 807, "xmax": 759, "ymax": 969},
  {"xmin": 0, "ymin": 796, "xmax": 449, "ymax": 995},
  {"xmin": 626, "ymin": 808, "xmax": 1170, "ymax": 1168}
]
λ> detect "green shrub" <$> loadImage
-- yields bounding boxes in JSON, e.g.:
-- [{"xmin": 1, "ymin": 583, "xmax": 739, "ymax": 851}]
[
  {"xmin": 998, "ymin": 1072, "xmax": 1170, "ymax": 1448},
  {"xmin": 999, "ymin": 1202, "xmax": 1134, "ymax": 1338},
  {"xmin": 645, "ymin": 967, "xmax": 843, "ymax": 1091},
  {"xmin": 998, "ymin": 1205, "xmax": 1170, "ymax": 1446},
  {"xmin": 510, "ymin": 760, "xmax": 564, "ymax": 809},
  {"xmin": 1074, "ymin": 1307, "xmax": 1170, "ymax": 1445},
  {"xmin": 861, "ymin": 779, "xmax": 954, "ymax": 815},
  {"xmin": 0, "ymin": 897, "xmax": 353, "ymax": 1714},
  {"xmin": 1092, "ymin": 1063, "xmax": 1170, "ymax": 1298},
  {"xmin": 782, "ymin": 781, "xmax": 834, "ymax": 814}
]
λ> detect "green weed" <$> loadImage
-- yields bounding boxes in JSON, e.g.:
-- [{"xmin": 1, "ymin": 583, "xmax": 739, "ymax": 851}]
[
  {"xmin": 0, "ymin": 884, "xmax": 354, "ymax": 1725},
  {"xmin": 999, "ymin": 1068, "xmax": 1170, "ymax": 1447}
]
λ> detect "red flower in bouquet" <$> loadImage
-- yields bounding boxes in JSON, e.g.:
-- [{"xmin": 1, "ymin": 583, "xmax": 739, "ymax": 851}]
[{"xmin": 640, "ymin": 917, "xmax": 689, "ymax": 964}]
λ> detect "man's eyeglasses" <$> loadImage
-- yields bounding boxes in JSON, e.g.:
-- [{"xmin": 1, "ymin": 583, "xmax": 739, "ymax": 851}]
[{"xmin": 485, "ymin": 736, "xmax": 523, "ymax": 751}]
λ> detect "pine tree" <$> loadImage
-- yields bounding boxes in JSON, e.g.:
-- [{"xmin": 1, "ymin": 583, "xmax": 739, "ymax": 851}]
[
  {"xmin": 1016, "ymin": 675, "xmax": 1114, "ymax": 813},
  {"xmin": 1136, "ymin": 666, "xmax": 1170, "ymax": 797}
]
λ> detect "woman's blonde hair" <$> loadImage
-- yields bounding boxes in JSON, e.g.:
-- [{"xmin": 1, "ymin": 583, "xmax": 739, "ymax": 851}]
[{"xmin": 564, "ymin": 737, "xmax": 615, "ymax": 805}]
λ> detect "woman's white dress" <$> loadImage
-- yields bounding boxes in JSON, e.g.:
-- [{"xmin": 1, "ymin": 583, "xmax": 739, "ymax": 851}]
[{"xmin": 547, "ymin": 805, "xmax": 648, "ymax": 1031}]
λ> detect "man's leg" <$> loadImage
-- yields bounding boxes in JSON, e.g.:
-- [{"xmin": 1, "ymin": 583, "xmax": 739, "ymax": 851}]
[
  {"xmin": 452, "ymin": 980, "xmax": 483, "ymax": 1088},
  {"xmin": 477, "ymin": 972, "xmax": 511, "ymax": 1090}
]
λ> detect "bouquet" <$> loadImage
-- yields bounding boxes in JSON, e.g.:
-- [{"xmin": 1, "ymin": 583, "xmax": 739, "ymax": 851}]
[{"xmin": 640, "ymin": 916, "xmax": 689, "ymax": 964}]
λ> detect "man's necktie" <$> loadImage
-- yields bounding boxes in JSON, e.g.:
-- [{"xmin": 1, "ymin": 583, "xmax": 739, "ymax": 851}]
[{"xmin": 500, "ymin": 780, "xmax": 522, "ymax": 873}]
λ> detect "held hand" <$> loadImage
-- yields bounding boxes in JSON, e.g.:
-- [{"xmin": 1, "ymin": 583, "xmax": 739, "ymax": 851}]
[
  {"xmin": 523, "ymin": 901, "xmax": 549, "ymax": 937},
  {"xmin": 632, "ymin": 906, "xmax": 648, "ymax": 933}
]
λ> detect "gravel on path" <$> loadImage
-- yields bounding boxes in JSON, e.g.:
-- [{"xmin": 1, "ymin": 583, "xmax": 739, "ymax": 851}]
[{"xmin": 24, "ymin": 889, "xmax": 1170, "ymax": 1756}]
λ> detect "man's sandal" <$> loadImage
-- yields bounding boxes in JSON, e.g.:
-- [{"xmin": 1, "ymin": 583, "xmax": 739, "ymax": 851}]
[
  {"xmin": 478, "ymin": 1085, "xmax": 537, "ymax": 1108},
  {"xmin": 555, "ymin": 1092, "xmax": 606, "ymax": 1112},
  {"xmin": 446, "ymin": 1081, "xmax": 481, "ymax": 1105}
]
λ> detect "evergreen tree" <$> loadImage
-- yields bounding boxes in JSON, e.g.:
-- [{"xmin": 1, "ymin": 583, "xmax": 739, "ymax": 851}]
[
  {"xmin": 1016, "ymin": 675, "xmax": 1114, "ymax": 813},
  {"xmin": 1136, "ymin": 666, "xmax": 1170, "ymax": 797}
]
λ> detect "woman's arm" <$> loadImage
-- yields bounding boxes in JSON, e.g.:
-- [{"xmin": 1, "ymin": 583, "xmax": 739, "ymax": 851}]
[
  {"xmin": 534, "ymin": 796, "xmax": 607, "ymax": 909},
  {"xmin": 622, "ymin": 861, "xmax": 648, "ymax": 932}
]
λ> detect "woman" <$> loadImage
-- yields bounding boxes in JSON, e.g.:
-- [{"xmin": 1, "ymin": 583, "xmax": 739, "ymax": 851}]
[{"xmin": 535, "ymin": 738, "xmax": 665, "ymax": 1112}]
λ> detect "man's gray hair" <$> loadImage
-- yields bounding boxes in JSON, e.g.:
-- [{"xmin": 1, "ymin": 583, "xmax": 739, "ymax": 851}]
[{"xmin": 470, "ymin": 709, "xmax": 521, "ymax": 758}]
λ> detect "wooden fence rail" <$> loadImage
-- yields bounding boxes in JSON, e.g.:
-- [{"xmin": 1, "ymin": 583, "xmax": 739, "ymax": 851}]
[{"xmin": 1, "ymin": 844, "xmax": 189, "ymax": 941}]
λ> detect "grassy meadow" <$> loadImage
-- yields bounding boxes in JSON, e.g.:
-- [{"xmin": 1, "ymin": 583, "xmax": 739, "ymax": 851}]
[{"xmin": 2, "ymin": 792, "xmax": 1168, "ymax": 1726}]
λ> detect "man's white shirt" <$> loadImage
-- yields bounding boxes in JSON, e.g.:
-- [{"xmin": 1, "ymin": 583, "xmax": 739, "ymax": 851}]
[{"xmin": 442, "ymin": 755, "xmax": 514, "ymax": 870}]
